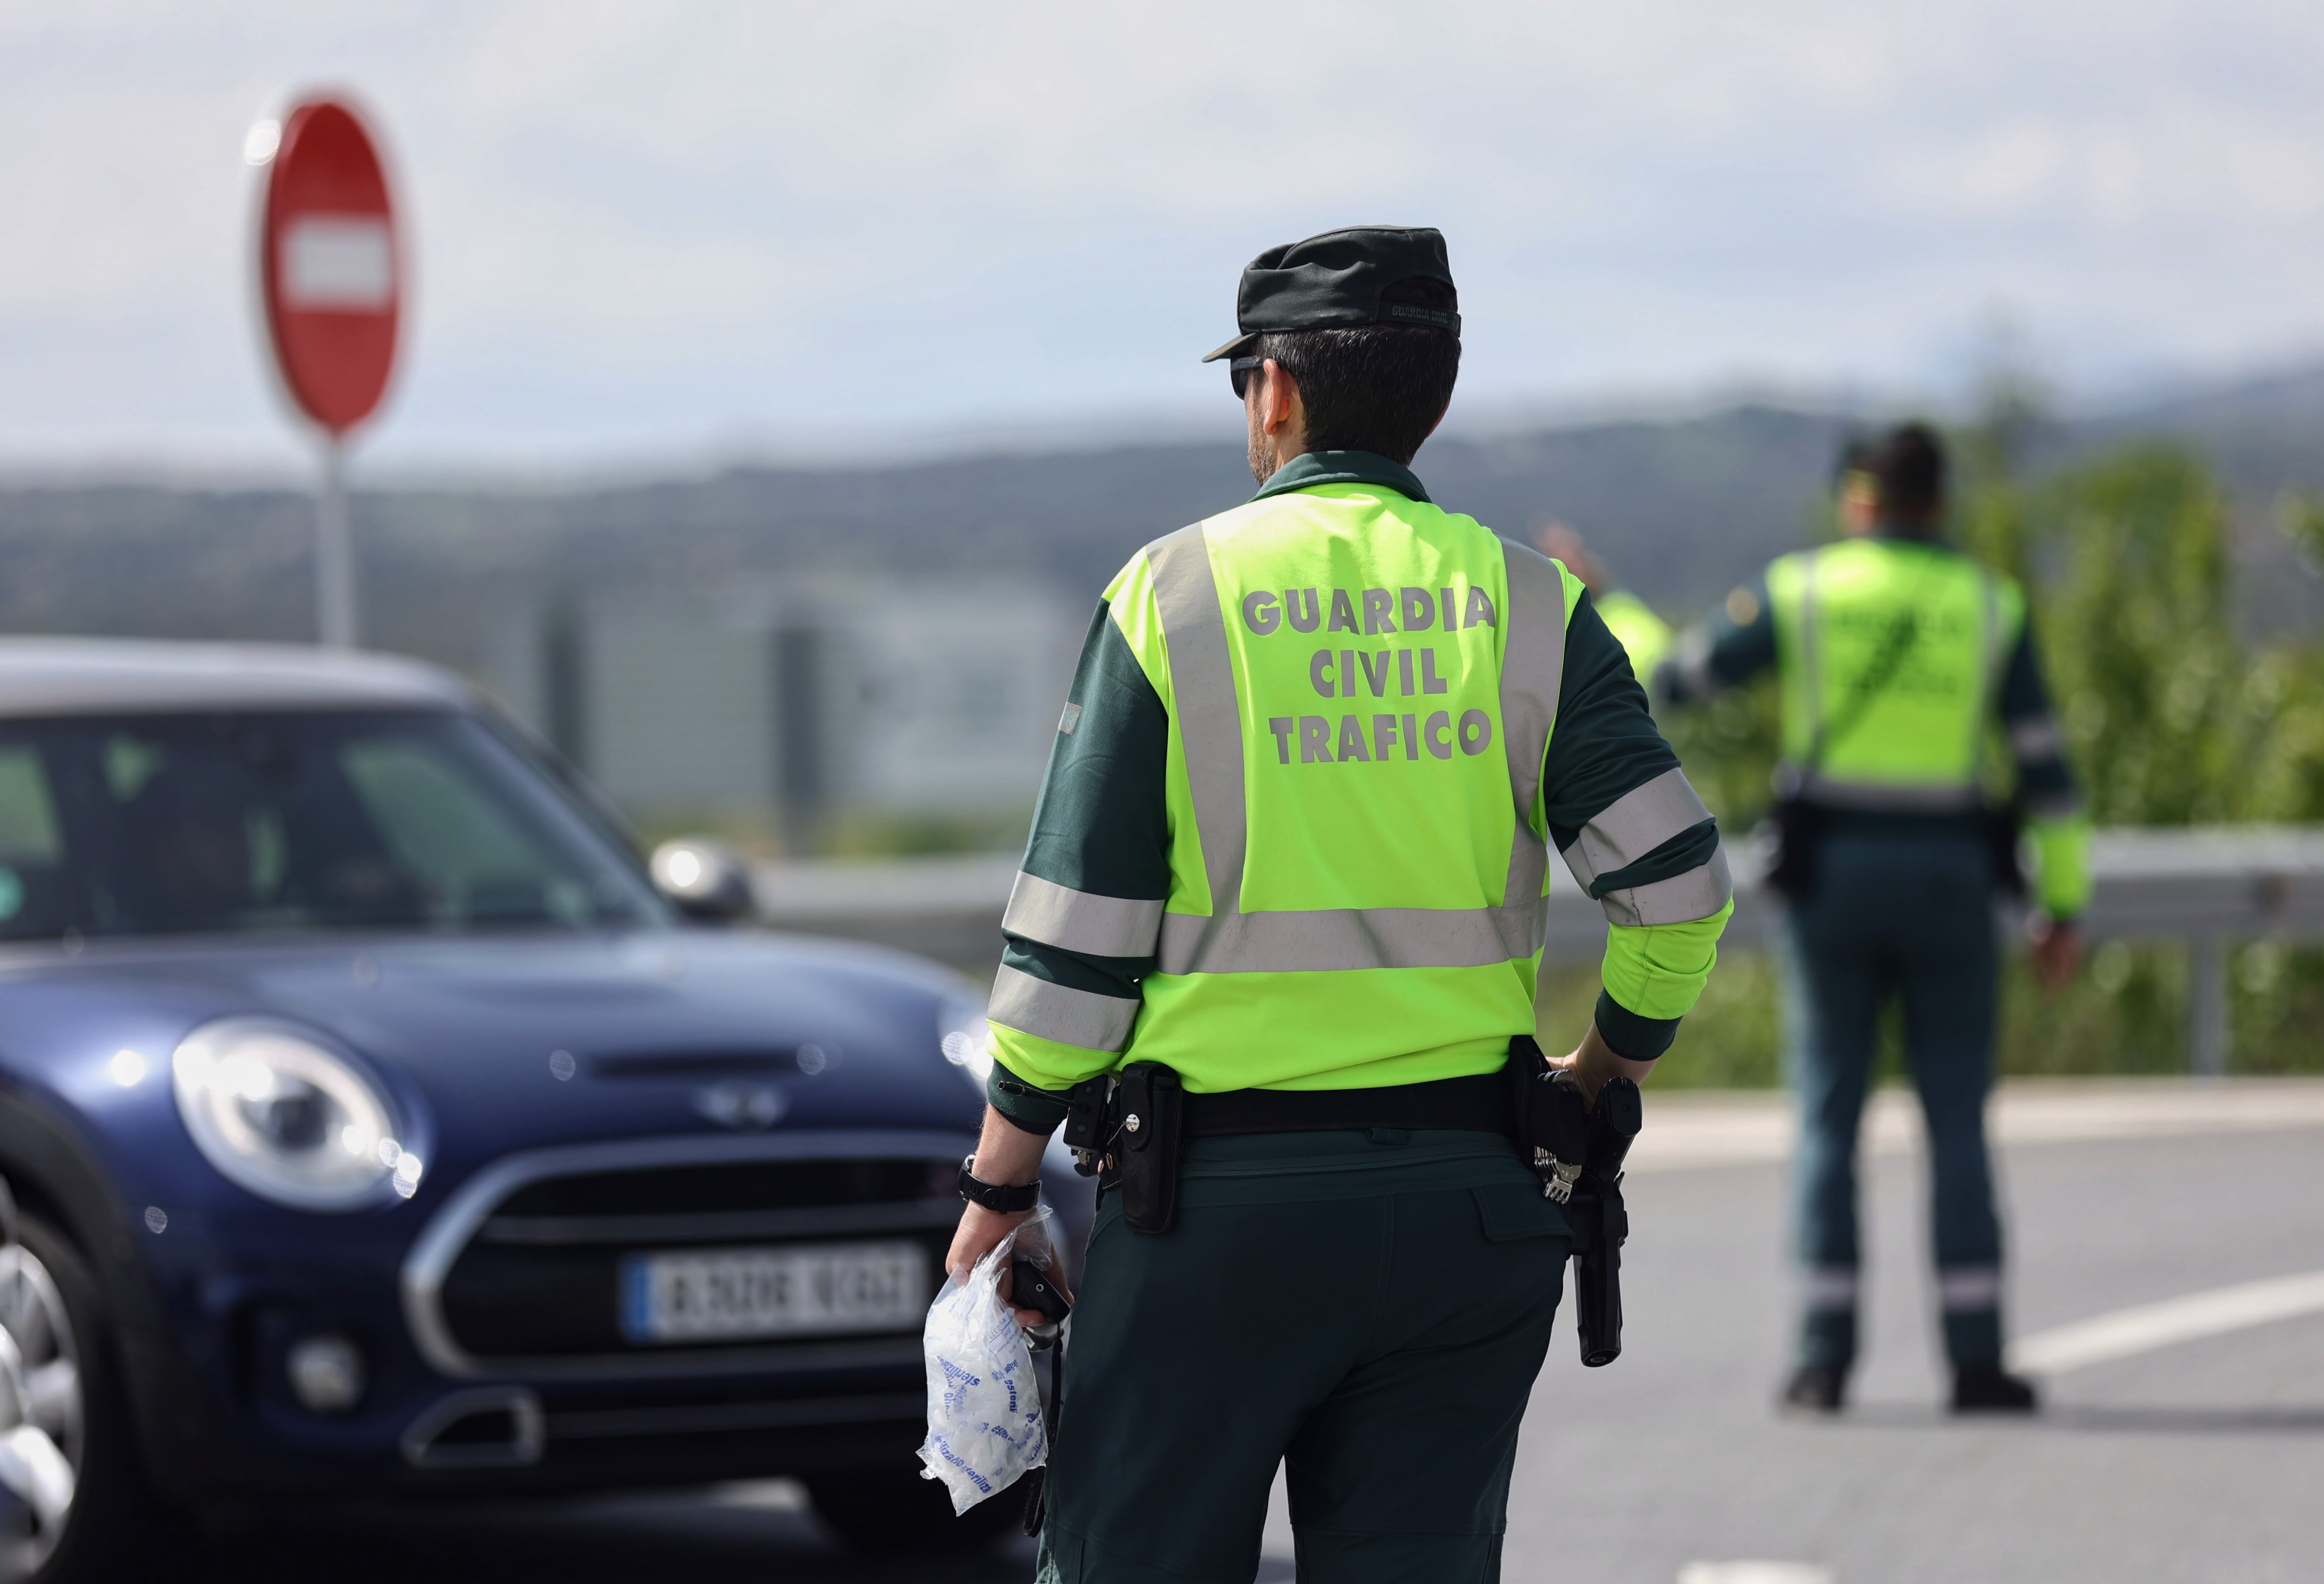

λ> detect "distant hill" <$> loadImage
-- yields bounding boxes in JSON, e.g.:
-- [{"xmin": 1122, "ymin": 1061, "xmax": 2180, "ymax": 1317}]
[{"xmin": 0, "ymin": 367, "xmax": 2317, "ymax": 695}]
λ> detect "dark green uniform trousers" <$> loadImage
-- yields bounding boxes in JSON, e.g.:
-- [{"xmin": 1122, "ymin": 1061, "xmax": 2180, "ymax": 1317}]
[
  {"xmin": 1782, "ymin": 830, "xmax": 2007, "ymax": 1371},
  {"xmin": 1035, "ymin": 1129, "xmax": 1571, "ymax": 1584}
]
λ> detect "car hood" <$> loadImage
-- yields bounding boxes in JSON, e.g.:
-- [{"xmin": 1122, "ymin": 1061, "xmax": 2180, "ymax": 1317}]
[{"xmin": 0, "ymin": 928, "xmax": 990, "ymax": 1195}]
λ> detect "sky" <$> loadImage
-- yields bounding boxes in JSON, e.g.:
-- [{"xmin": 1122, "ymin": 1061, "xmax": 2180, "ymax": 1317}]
[{"xmin": 4, "ymin": 0, "xmax": 2323, "ymax": 476}]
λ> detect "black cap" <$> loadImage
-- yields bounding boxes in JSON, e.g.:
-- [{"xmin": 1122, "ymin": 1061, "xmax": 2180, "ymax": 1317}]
[{"xmin": 1200, "ymin": 225, "xmax": 1459, "ymax": 363}]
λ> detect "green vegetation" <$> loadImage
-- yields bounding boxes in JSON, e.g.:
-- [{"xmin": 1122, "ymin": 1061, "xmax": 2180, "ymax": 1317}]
[{"xmin": 1637, "ymin": 413, "xmax": 2324, "ymax": 1085}]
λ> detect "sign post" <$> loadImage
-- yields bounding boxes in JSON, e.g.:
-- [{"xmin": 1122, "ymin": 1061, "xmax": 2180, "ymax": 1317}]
[{"xmin": 251, "ymin": 97, "xmax": 403, "ymax": 648}]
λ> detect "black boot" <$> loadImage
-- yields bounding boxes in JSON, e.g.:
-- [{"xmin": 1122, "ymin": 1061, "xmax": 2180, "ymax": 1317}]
[
  {"xmin": 1780, "ymin": 1363, "xmax": 1849, "ymax": 1416},
  {"xmin": 1950, "ymin": 1366, "xmax": 2039, "ymax": 1413}
]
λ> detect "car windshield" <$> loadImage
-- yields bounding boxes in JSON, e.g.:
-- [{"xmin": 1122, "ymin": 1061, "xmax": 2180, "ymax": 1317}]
[{"xmin": 0, "ymin": 709, "xmax": 663, "ymax": 942}]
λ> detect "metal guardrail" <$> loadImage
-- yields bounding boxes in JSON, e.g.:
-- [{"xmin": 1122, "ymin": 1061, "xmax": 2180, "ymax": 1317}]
[{"xmin": 752, "ymin": 826, "xmax": 2324, "ymax": 1076}]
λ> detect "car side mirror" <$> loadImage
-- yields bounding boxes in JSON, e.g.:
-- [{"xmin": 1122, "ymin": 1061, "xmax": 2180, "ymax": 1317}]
[{"xmin": 648, "ymin": 839, "xmax": 756, "ymax": 923}]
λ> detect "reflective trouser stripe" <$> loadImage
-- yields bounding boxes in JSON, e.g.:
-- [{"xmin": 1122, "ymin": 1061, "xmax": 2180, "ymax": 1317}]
[
  {"xmin": 1939, "ymin": 1266, "xmax": 2003, "ymax": 1312},
  {"xmin": 1561, "ymin": 766, "xmax": 1713, "ymax": 891},
  {"xmin": 1155, "ymin": 898, "xmax": 1547, "ymax": 976},
  {"xmin": 1003, "ymin": 871, "xmax": 1164, "ymax": 957},
  {"xmin": 1598, "ymin": 848, "xmax": 1734, "ymax": 928},
  {"xmin": 1143, "ymin": 528, "xmax": 1569, "ymax": 976},
  {"xmin": 987, "ymin": 964, "xmax": 1137, "ymax": 1053}
]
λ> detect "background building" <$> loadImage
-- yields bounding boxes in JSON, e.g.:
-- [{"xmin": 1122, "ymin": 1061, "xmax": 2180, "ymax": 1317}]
[{"xmin": 487, "ymin": 576, "xmax": 1080, "ymax": 853}]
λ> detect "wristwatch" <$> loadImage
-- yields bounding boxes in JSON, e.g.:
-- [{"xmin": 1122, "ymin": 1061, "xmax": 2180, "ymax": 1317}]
[{"xmin": 957, "ymin": 1155, "xmax": 1041, "ymax": 1214}]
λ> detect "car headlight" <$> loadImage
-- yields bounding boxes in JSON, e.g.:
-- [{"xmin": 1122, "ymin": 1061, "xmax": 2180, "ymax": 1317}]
[
  {"xmin": 936, "ymin": 992, "xmax": 994, "ymax": 1096},
  {"xmin": 172, "ymin": 1018, "xmax": 420, "ymax": 1210}
]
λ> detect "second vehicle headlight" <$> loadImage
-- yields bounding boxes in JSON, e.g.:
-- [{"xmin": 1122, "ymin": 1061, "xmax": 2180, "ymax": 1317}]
[
  {"xmin": 936, "ymin": 991, "xmax": 994, "ymax": 1096},
  {"xmin": 172, "ymin": 1018, "xmax": 419, "ymax": 1210}
]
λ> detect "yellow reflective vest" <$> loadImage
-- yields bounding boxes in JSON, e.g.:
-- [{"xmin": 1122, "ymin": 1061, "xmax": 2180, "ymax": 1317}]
[{"xmin": 989, "ymin": 466, "xmax": 1733, "ymax": 1096}]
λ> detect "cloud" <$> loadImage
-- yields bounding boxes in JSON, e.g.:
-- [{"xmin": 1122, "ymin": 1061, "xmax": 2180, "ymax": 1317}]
[{"xmin": 1, "ymin": 0, "xmax": 2320, "ymax": 468}]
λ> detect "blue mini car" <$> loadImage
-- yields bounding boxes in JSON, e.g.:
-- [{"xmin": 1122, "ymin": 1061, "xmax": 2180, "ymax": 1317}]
[{"xmin": 0, "ymin": 639, "xmax": 1075, "ymax": 1579}]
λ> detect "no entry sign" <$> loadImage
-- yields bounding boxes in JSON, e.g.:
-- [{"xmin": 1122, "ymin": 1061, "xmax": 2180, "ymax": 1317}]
[{"xmin": 258, "ymin": 99, "xmax": 400, "ymax": 435}]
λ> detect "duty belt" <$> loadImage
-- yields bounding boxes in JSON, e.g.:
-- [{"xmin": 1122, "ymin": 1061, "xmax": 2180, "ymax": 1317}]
[
  {"xmin": 1063, "ymin": 1046, "xmax": 1641, "ymax": 1367},
  {"xmin": 1181, "ymin": 1069, "xmax": 1516, "ymax": 1138}
]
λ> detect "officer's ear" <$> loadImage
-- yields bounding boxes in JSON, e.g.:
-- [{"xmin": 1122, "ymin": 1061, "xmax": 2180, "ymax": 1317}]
[{"xmin": 1256, "ymin": 358, "xmax": 1304, "ymax": 438}]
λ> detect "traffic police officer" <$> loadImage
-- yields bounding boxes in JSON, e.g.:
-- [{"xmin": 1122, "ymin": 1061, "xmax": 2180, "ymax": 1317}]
[
  {"xmin": 1654, "ymin": 423, "xmax": 2089, "ymax": 1415},
  {"xmin": 946, "ymin": 226, "xmax": 1734, "ymax": 1583}
]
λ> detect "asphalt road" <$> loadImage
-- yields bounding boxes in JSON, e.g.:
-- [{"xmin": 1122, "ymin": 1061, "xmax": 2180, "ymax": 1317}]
[{"xmin": 179, "ymin": 1080, "xmax": 2324, "ymax": 1584}]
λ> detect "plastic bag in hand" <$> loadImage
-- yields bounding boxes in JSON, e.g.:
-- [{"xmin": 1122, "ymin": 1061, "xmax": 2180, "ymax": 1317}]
[{"xmin": 916, "ymin": 1208, "xmax": 1052, "ymax": 1513}]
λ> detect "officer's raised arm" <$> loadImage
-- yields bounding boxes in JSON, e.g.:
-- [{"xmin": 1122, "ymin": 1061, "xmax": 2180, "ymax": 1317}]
[{"xmin": 1653, "ymin": 574, "xmax": 1777, "ymax": 708}]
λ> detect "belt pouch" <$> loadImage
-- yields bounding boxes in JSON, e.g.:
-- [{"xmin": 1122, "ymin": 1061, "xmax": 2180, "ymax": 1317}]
[{"xmin": 1116, "ymin": 1062, "xmax": 1183, "ymax": 1235}]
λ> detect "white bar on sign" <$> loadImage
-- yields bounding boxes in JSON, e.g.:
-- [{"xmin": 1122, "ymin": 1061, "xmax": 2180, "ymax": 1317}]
[{"xmin": 282, "ymin": 215, "xmax": 394, "ymax": 310}]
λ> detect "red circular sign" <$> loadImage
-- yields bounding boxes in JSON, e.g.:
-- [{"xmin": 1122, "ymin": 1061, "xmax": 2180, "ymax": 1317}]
[{"xmin": 259, "ymin": 99, "xmax": 401, "ymax": 436}]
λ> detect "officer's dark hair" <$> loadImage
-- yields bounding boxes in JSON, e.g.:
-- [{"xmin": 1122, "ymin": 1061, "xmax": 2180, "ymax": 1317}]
[
  {"xmin": 1865, "ymin": 422, "xmax": 1947, "ymax": 529},
  {"xmin": 1255, "ymin": 277, "xmax": 1461, "ymax": 465}
]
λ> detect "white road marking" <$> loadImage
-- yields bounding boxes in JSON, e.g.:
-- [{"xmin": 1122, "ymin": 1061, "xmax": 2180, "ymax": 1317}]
[
  {"xmin": 2009, "ymin": 1269, "xmax": 2324, "ymax": 1374},
  {"xmin": 1678, "ymin": 1564, "xmax": 1833, "ymax": 1584}
]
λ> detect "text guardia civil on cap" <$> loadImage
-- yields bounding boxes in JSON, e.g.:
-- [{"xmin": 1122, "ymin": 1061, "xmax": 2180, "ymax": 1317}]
[{"xmin": 1202, "ymin": 226, "xmax": 1460, "ymax": 363}]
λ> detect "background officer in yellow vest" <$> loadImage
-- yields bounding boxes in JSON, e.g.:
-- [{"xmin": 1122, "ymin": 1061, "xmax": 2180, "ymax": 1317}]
[
  {"xmin": 1655, "ymin": 423, "xmax": 2089, "ymax": 1416},
  {"xmin": 944, "ymin": 226, "xmax": 1733, "ymax": 1583}
]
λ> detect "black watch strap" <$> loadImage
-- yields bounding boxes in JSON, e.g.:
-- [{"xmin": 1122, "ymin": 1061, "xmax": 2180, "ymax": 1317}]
[{"xmin": 957, "ymin": 1155, "xmax": 1041, "ymax": 1214}]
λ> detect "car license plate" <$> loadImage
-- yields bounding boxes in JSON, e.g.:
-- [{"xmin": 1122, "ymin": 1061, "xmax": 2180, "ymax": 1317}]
[{"xmin": 619, "ymin": 1241, "xmax": 929, "ymax": 1344}]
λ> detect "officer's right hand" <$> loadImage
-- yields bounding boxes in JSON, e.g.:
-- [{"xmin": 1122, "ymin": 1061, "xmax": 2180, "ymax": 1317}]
[
  {"xmin": 948, "ymin": 1105, "xmax": 1075, "ymax": 1327},
  {"xmin": 2031, "ymin": 917, "xmax": 2082, "ymax": 993},
  {"xmin": 1549, "ymin": 1021, "xmax": 1658, "ymax": 1110}
]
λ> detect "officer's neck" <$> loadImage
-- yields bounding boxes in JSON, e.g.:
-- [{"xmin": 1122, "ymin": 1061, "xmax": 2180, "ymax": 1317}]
[{"xmin": 1250, "ymin": 429, "xmax": 1310, "ymax": 486}]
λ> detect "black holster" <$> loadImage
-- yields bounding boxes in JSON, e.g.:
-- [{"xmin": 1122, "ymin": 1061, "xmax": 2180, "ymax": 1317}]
[
  {"xmin": 1508, "ymin": 1037, "xmax": 1642, "ymax": 1367},
  {"xmin": 1565, "ymin": 1077, "xmax": 1640, "ymax": 1367}
]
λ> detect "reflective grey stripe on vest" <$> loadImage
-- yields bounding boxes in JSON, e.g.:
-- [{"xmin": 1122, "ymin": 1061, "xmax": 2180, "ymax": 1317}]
[
  {"xmin": 1003, "ymin": 871, "xmax": 1164, "ymax": 958},
  {"xmin": 1155, "ymin": 900, "xmax": 1543, "ymax": 976},
  {"xmin": 1145, "ymin": 525, "xmax": 1248, "ymax": 968},
  {"xmin": 1598, "ymin": 846, "xmax": 1733, "ymax": 928},
  {"xmin": 1796, "ymin": 551, "xmax": 1823, "ymax": 746},
  {"xmin": 1970, "ymin": 569, "xmax": 2001, "ymax": 774},
  {"xmin": 1498, "ymin": 542, "xmax": 1566, "ymax": 925},
  {"xmin": 1142, "ymin": 524, "xmax": 1560, "ymax": 975},
  {"xmin": 1559, "ymin": 766, "xmax": 1711, "ymax": 893},
  {"xmin": 988, "ymin": 963, "xmax": 1138, "ymax": 1053}
]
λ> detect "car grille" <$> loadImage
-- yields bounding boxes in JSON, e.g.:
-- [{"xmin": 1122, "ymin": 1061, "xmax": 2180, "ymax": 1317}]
[{"xmin": 435, "ymin": 1154, "xmax": 961, "ymax": 1364}]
